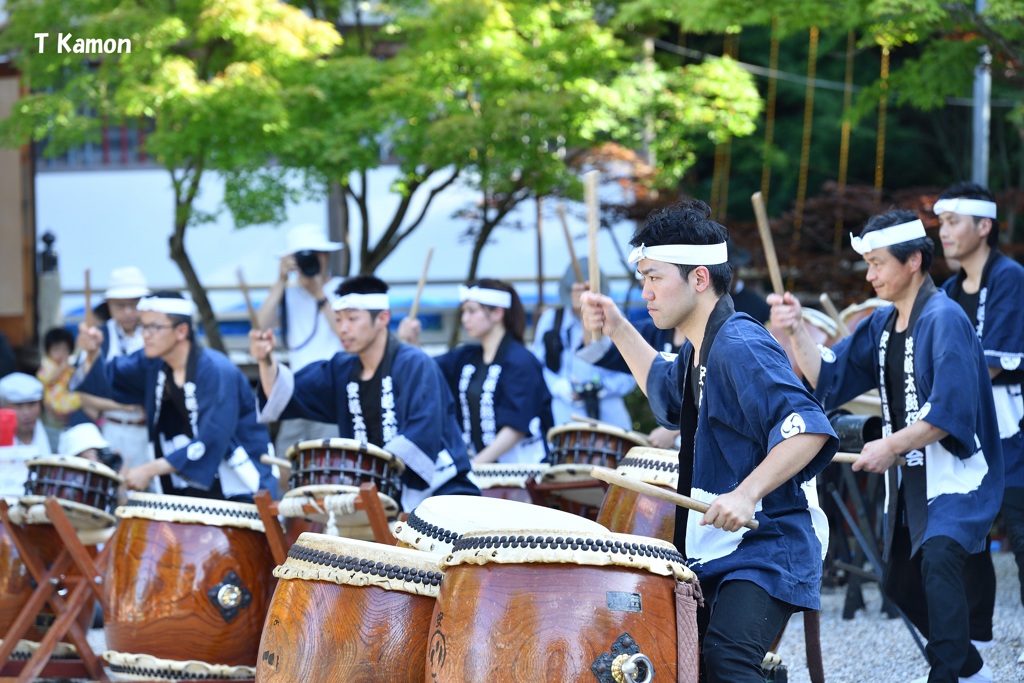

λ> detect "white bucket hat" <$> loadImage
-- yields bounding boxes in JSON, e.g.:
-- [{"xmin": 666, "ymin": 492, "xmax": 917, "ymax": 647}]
[
  {"xmin": 280, "ymin": 224, "xmax": 343, "ymax": 256},
  {"xmin": 58, "ymin": 422, "xmax": 111, "ymax": 457},
  {"xmin": 104, "ymin": 266, "xmax": 150, "ymax": 300},
  {"xmin": 0, "ymin": 372, "xmax": 43, "ymax": 403}
]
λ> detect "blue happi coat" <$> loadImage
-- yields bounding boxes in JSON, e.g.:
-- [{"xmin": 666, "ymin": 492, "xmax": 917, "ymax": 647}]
[
  {"xmin": 74, "ymin": 347, "xmax": 275, "ymax": 497},
  {"xmin": 814, "ymin": 279, "xmax": 1003, "ymax": 556},
  {"xmin": 434, "ymin": 335, "xmax": 553, "ymax": 464},
  {"xmin": 647, "ymin": 296, "xmax": 837, "ymax": 610},
  {"xmin": 257, "ymin": 336, "xmax": 478, "ymax": 510},
  {"xmin": 942, "ymin": 251, "xmax": 1024, "ymax": 489}
]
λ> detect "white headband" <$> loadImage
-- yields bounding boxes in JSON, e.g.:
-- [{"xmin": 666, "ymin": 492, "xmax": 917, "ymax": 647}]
[
  {"xmin": 137, "ymin": 296, "xmax": 195, "ymax": 317},
  {"xmin": 459, "ymin": 285, "xmax": 512, "ymax": 309},
  {"xmin": 332, "ymin": 293, "xmax": 390, "ymax": 311},
  {"xmin": 850, "ymin": 219, "xmax": 927, "ymax": 255},
  {"xmin": 627, "ymin": 242, "xmax": 729, "ymax": 266},
  {"xmin": 932, "ymin": 198, "xmax": 997, "ymax": 219}
]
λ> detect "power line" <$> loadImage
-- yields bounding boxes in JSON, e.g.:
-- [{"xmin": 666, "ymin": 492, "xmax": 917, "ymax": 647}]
[{"xmin": 650, "ymin": 36, "xmax": 1018, "ymax": 107}]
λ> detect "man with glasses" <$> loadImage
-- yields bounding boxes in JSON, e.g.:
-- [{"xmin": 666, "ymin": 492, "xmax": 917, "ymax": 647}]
[{"xmin": 74, "ymin": 291, "xmax": 275, "ymax": 501}]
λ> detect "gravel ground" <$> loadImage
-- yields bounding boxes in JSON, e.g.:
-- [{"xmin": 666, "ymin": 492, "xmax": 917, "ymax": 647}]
[
  {"xmin": 773, "ymin": 550, "xmax": 1024, "ymax": 683},
  {"xmin": 61, "ymin": 551, "xmax": 1022, "ymax": 682}
]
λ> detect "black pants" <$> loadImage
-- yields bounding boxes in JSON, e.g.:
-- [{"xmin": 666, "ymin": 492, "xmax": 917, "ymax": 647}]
[
  {"xmin": 1003, "ymin": 486, "xmax": 1024, "ymax": 608},
  {"xmin": 963, "ymin": 536, "xmax": 995, "ymax": 642},
  {"xmin": 696, "ymin": 579, "xmax": 794, "ymax": 683},
  {"xmin": 883, "ymin": 529, "xmax": 983, "ymax": 682}
]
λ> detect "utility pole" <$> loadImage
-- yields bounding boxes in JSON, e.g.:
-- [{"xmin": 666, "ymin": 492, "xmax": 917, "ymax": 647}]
[{"xmin": 972, "ymin": 0, "xmax": 991, "ymax": 186}]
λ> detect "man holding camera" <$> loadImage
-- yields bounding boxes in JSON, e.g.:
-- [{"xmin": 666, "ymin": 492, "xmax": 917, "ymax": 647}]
[{"xmin": 257, "ymin": 224, "xmax": 344, "ymax": 458}]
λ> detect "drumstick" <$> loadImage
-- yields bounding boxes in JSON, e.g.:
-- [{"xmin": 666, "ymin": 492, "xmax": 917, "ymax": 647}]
[
  {"xmin": 84, "ymin": 268, "xmax": 93, "ymax": 328},
  {"xmin": 236, "ymin": 267, "xmax": 260, "ymax": 331},
  {"xmin": 584, "ymin": 170, "xmax": 602, "ymax": 342},
  {"xmin": 569, "ymin": 413, "xmax": 603, "ymax": 426},
  {"xmin": 591, "ymin": 467, "xmax": 759, "ymax": 531},
  {"xmin": 556, "ymin": 204, "xmax": 585, "ymax": 284},
  {"xmin": 409, "ymin": 246, "xmax": 434, "ymax": 321},
  {"xmin": 831, "ymin": 452, "xmax": 906, "ymax": 467},
  {"xmin": 819, "ymin": 293, "xmax": 851, "ymax": 338},
  {"xmin": 260, "ymin": 454, "xmax": 292, "ymax": 472},
  {"xmin": 751, "ymin": 191, "xmax": 785, "ymax": 297}
]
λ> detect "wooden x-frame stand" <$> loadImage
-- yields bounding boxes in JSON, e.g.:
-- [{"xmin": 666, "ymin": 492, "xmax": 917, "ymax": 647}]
[{"xmin": 0, "ymin": 497, "xmax": 110, "ymax": 682}]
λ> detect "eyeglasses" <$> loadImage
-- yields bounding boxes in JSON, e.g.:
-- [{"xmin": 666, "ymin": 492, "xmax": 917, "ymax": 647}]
[{"xmin": 140, "ymin": 323, "xmax": 174, "ymax": 335}]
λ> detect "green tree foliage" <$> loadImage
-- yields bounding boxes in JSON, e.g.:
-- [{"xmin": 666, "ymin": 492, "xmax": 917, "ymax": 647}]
[{"xmin": 0, "ymin": 0, "xmax": 339, "ymax": 350}]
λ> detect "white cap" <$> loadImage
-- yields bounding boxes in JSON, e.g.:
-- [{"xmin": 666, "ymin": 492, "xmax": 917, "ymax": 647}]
[
  {"xmin": 0, "ymin": 372, "xmax": 44, "ymax": 404},
  {"xmin": 58, "ymin": 422, "xmax": 110, "ymax": 457},
  {"xmin": 104, "ymin": 266, "xmax": 150, "ymax": 300},
  {"xmin": 281, "ymin": 224, "xmax": 343, "ymax": 256}
]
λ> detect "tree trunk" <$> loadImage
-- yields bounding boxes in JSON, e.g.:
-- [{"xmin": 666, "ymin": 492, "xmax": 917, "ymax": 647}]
[
  {"xmin": 169, "ymin": 167, "xmax": 225, "ymax": 353},
  {"xmin": 327, "ymin": 180, "xmax": 350, "ymax": 276}
]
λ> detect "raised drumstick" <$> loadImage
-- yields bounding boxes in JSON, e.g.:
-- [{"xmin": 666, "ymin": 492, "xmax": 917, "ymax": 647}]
[
  {"xmin": 84, "ymin": 268, "xmax": 93, "ymax": 327},
  {"xmin": 409, "ymin": 246, "xmax": 434, "ymax": 321},
  {"xmin": 237, "ymin": 267, "xmax": 260, "ymax": 331},
  {"xmin": 556, "ymin": 204, "xmax": 585, "ymax": 284},
  {"xmin": 751, "ymin": 191, "xmax": 784, "ymax": 297},
  {"xmin": 591, "ymin": 467, "xmax": 759, "ymax": 530},
  {"xmin": 584, "ymin": 170, "xmax": 602, "ymax": 342}
]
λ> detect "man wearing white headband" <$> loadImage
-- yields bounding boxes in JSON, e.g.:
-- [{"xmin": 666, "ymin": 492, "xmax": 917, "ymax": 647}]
[
  {"xmin": 74, "ymin": 290, "xmax": 275, "ymax": 501},
  {"xmin": 937, "ymin": 183, "xmax": 1024, "ymax": 653},
  {"xmin": 581, "ymin": 198, "xmax": 838, "ymax": 683},
  {"xmin": 251, "ymin": 275, "xmax": 479, "ymax": 511},
  {"xmin": 770, "ymin": 209, "xmax": 1003, "ymax": 683}
]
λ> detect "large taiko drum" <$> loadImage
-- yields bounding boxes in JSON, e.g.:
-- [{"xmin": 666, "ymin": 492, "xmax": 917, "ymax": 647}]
[
  {"xmin": 430, "ymin": 529, "xmax": 700, "ymax": 682},
  {"xmin": 469, "ymin": 463, "xmax": 550, "ymax": 504},
  {"xmin": 256, "ymin": 533, "xmax": 442, "ymax": 682},
  {"xmin": 840, "ymin": 297, "xmax": 890, "ymax": 333},
  {"xmin": 21, "ymin": 456, "xmax": 123, "ymax": 530},
  {"xmin": 285, "ymin": 439, "xmax": 404, "ymax": 503},
  {"xmin": 392, "ymin": 495, "xmax": 606, "ymax": 555},
  {"xmin": 543, "ymin": 423, "xmax": 649, "ymax": 519},
  {"xmin": 102, "ymin": 493, "xmax": 276, "ymax": 680},
  {"xmin": 597, "ymin": 447, "xmax": 679, "ymax": 544}
]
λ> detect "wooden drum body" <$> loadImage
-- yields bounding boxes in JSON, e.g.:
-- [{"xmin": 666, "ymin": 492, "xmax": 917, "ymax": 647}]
[
  {"xmin": 430, "ymin": 530, "xmax": 699, "ymax": 682},
  {"xmin": 597, "ymin": 447, "xmax": 679, "ymax": 544},
  {"xmin": 547, "ymin": 423, "xmax": 648, "ymax": 469},
  {"xmin": 286, "ymin": 438, "xmax": 404, "ymax": 503},
  {"xmin": 257, "ymin": 533, "xmax": 442, "ymax": 682},
  {"xmin": 393, "ymin": 495, "xmax": 606, "ymax": 555},
  {"xmin": 21, "ymin": 456, "xmax": 123, "ymax": 530},
  {"xmin": 102, "ymin": 493, "xmax": 275, "ymax": 680}
]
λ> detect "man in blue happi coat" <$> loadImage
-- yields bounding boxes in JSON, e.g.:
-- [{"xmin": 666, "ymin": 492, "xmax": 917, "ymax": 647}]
[
  {"xmin": 74, "ymin": 291, "xmax": 275, "ymax": 501},
  {"xmin": 770, "ymin": 210, "xmax": 1003, "ymax": 683},
  {"xmin": 250, "ymin": 275, "xmax": 479, "ymax": 511},
  {"xmin": 580, "ymin": 199, "xmax": 838, "ymax": 683},
  {"xmin": 935, "ymin": 182, "xmax": 1024, "ymax": 658}
]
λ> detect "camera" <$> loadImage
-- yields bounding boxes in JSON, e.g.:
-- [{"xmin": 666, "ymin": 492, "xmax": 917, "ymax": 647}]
[
  {"xmin": 95, "ymin": 446, "xmax": 123, "ymax": 473},
  {"xmin": 294, "ymin": 250, "xmax": 321, "ymax": 278}
]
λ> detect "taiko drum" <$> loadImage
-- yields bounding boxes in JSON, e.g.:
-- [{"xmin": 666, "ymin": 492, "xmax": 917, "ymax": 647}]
[
  {"xmin": 470, "ymin": 463, "xmax": 549, "ymax": 504},
  {"xmin": 256, "ymin": 533, "xmax": 442, "ymax": 682},
  {"xmin": 597, "ymin": 447, "xmax": 679, "ymax": 544},
  {"xmin": 102, "ymin": 493, "xmax": 275, "ymax": 678},
  {"xmin": 0, "ymin": 519, "xmax": 96, "ymax": 646},
  {"xmin": 547, "ymin": 422, "xmax": 649, "ymax": 469},
  {"xmin": 429, "ymin": 529, "xmax": 699, "ymax": 682},
  {"xmin": 392, "ymin": 495, "xmax": 606, "ymax": 555},
  {"xmin": 21, "ymin": 456, "xmax": 123, "ymax": 529},
  {"xmin": 285, "ymin": 438, "xmax": 404, "ymax": 502}
]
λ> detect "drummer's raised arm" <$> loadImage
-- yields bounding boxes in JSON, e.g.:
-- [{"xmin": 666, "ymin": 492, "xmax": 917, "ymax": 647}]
[
  {"xmin": 249, "ymin": 329, "xmax": 280, "ymax": 398},
  {"xmin": 579, "ymin": 291, "xmax": 658, "ymax": 395}
]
